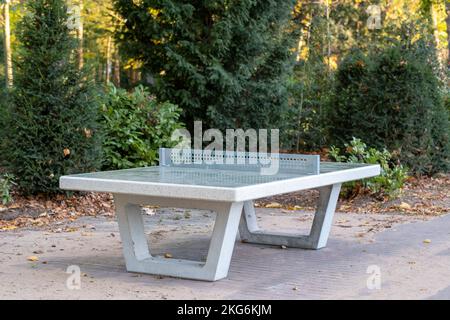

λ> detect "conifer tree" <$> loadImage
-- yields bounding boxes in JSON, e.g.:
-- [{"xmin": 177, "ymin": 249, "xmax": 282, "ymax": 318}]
[
  {"xmin": 114, "ymin": 0, "xmax": 297, "ymax": 131},
  {"xmin": 4, "ymin": 0, "xmax": 101, "ymax": 194}
]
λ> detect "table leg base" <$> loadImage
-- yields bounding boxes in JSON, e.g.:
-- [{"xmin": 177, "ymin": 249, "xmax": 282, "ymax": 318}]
[
  {"xmin": 114, "ymin": 194, "xmax": 243, "ymax": 281},
  {"xmin": 239, "ymin": 184, "xmax": 342, "ymax": 249},
  {"xmin": 112, "ymin": 183, "xmax": 341, "ymax": 281}
]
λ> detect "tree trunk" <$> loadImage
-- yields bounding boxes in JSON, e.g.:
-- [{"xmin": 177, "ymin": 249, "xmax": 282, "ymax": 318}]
[
  {"xmin": 113, "ymin": 49, "xmax": 120, "ymax": 87},
  {"xmin": 131, "ymin": 68, "xmax": 141, "ymax": 84},
  {"xmin": 105, "ymin": 36, "xmax": 112, "ymax": 84},
  {"xmin": 431, "ymin": 3, "xmax": 440, "ymax": 49},
  {"xmin": 3, "ymin": 0, "xmax": 13, "ymax": 88},
  {"xmin": 446, "ymin": 0, "xmax": 450, "ymax": 68},
  {"xmin": 325, "ymin": 0, "xmax": 331, "ymax": 73},
  {"xmin": 296, "ymin": 29, "xmax": 305, "ymax": 62},
  {"xmin": 77, "ymin": 0, "xmax": 84, "ymax": 70},
  {"xmin": 132, "ymin": 69, "xmax": 137, "ymax": 84},
  {"xmin": 98, "ymin": 62, "xmax": 103, "ymax": 83}
]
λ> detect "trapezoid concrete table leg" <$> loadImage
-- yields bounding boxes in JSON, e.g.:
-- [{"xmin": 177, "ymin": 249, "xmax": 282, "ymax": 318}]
[
  {"xmin": 238, "ymin": 183, "xmax": 342, "ymax": 249},
  {"xmin": 114, "ymin": 194, "xmax": 244, "ymax": 281}
]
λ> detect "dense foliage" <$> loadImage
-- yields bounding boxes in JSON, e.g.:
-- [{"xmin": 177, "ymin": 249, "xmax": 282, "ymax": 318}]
[
  {"xmin": 0, "ymin": 30, "xmax": 7, "ymax": 119},
  {"xmin": 329, "ymin": 138, "xmax": 409, "ymax": 198},
  {"xmin": 0, "ymin": 93, "xmax": 10, "ymax": 162},
  {"xmin": 0, "ymin": 173, "xmax": 15, "ymax": 205},
  {"xmin": 446, "ymin": 89, "xmax": 450, "ymax": 118},
  {"xmin": 328, "ymin": 35, "xmax": 450, "ymax": 175},
  {"xmin": 114, "ymin": 0, "xmax": 297, "ymax": 131},
  {"xmin": 2, "ymin": 0, "xmax": 102, "ymax": 194},
  {"xmin": 100, "ymin": 84, "xmax": 183, "ymax": 170}
]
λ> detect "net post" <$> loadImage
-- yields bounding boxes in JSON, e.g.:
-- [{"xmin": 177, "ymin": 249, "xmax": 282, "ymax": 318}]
[{"xmin": 159, "ymin": 148, "xmax": 169, "ymax": 166}]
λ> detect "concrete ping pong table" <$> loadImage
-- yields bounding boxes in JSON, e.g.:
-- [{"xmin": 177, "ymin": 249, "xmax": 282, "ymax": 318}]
[{"xmin": 60, "ymin": 148, "xmax": 380, "ymax": 281}]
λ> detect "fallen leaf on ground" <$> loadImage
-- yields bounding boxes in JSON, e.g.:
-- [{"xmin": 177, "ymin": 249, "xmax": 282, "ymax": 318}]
[
  {"xmin": 27, "ymin": 256, "xmax": 39, "ymax": 262},
  {"xmin": 1, "ymin": 226, "xmax": 18, "ymax": 231},
  {"xmin": 398, "ymin": 202, "xmax": 412, "ymax": 211},
  {"xmin": 339, "ymin": 205, "xmax": 352, "ymax": 211},
  {"xmin": 142, "ymin": 208, "xmax": 155, "ymax": 215},
  {"xmin": 423, "ymin": 239, "xmax": 431, "ymax": 244},
  {"xmin": 164, "ymin": 253, "xmax": 173, "ymax": 258},
  {"xmin": 265, "ymin": 202, "xmax": 282, "ymax": 208}
]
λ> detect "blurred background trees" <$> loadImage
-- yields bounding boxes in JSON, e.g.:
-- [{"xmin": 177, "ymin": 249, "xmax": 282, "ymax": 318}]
[{"xmin": 1, "ymin": 1, "xmax": 447, "ymax": 92}]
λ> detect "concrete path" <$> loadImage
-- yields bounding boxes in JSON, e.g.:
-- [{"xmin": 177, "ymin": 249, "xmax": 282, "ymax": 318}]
[{"xmin": 0, "ymin": 208, "xmax": 449, "ymax": 299}]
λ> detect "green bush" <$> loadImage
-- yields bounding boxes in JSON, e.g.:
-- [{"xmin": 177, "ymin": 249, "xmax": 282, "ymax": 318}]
[
  {"xmin": 0, "ymin": 174, "xmax": 15, "ymax": 205},
  {"xmin": 329, "ymin": 138, "xmax": 408, "ymax": 198},
  {"xmin": 0, "ymin": 93, "xmax": 9, "ymax": 165},
  {"xmin": 3, "ymin": 0, "xmax": 102, "ymax": 195},
  {"xmin": 328, "ymin": 40, "xmax": 450, "ymax": 175},
  {"xmin": 100, "ymin": 84, "xmax": 184, "ymax": 169}
]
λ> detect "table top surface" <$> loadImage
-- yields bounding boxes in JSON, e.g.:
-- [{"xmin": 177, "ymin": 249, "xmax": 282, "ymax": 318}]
[
  {"xmin": 63, "ymin": 162, "xmax": 375, "ymax": 188},
  {"xmin": 65, "ymin": 161, "xmax": 379, "ymax": 185},
  {"xmin": 60, "ymin": 162, "xmax": 380, "ymax": 201}
]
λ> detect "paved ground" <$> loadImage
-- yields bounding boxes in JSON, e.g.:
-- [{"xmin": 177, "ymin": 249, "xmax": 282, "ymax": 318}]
[{"xmin": 0, "ymin": 207, "xmax": 449, "ymax": 300}]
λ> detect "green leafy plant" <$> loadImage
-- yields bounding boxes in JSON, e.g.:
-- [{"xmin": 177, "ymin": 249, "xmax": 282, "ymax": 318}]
[
  {"xmin": 100, "ymin": 84, "xmax": 184, "ymax": 170},
  {"xmin": 329, "ymin": 138, "xmax": 408, "ymax": 198},
  {"xmin": 1, "ymin": 174, "xmax": 16, "ymax": 205}
]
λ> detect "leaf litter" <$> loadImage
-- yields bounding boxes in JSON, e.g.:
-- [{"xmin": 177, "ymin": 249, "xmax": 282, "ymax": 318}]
[{"xmin": 0, "ymin": 175, "xmax": 448, "ymax": 233}]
